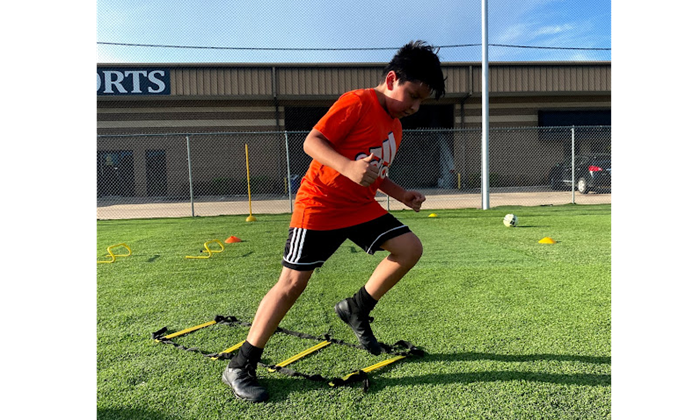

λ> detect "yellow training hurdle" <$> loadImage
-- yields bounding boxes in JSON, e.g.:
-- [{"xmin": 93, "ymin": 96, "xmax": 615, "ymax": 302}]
[
  {"xmin": 97, "ymin": 243, "xmax": 132, "ymax": 264},
  {"xmin": 186, "ymin": 239, "xmax": 225, "ymax": 259}
]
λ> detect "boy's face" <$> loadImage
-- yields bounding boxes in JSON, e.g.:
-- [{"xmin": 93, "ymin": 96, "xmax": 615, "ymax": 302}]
[{"xmin": 384, "ymin": 71, "xmax": 432, "ymax": 119}]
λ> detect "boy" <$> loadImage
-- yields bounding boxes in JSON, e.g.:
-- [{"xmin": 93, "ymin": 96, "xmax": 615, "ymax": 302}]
[{"xmin": 222, "ymin": 40, "xmax": 446, "ymax": 402}]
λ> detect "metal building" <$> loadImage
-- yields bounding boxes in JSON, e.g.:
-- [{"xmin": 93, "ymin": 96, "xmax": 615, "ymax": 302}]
[
  {"xmin": 97, "ymin": 62, "xmax": 610, "ymax": 198},
  {"xmin": 98, "ymin": 61, "xmax": 610, "ymax": 132}
]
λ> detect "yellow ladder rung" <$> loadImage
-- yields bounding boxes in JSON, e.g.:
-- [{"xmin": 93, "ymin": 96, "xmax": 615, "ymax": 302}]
[
  {"xmin": 268, "ymin": 341, "xmax": 332, "ymax": 372},
  {"xmin": 329, "ymin": 355, "xmax": 406, "ymax": 386},
  {"xmin": 157, "ymin": 320, "xmax": 218, "ymax": 341},
  {"xmin": 360, "ymin": 355, "xmax": 406, "ymax": 373},
  {"xmin": 211, "ymin": 340, "xmax": 246, "ymax": 360}
]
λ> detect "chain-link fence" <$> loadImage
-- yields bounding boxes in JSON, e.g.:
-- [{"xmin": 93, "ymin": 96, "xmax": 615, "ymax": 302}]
[{"xmin": 97, "ymin": 126, "xmax": 611, "ymax": 220}]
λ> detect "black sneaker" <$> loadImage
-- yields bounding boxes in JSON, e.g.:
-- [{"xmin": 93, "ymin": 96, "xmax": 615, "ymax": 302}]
[
  {"xmin": 221, "ymin": 361, "xmax": 270, "ymax": 403},
  {"xmin": 334, "ymin": 298, "xmax": 383, "ymax": 355}
]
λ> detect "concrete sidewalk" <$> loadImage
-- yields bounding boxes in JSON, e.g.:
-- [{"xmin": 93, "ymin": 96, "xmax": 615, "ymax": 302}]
[{"xmin": 97, "ymin": 187, "xmax": 611, "ymax": 220}]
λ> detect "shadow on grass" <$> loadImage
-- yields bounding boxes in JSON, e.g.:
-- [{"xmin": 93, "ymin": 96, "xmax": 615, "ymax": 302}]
[
  {"xmin": 98, "ymin": 408, "xmax": 172, "ymax": 419},
  {"xmin": 366, "ymin": 351, "xmax": 610, "ymax": 391},
  {"xmin": 243, "ymin": 350, "xmax": 611, "ymax": 401}
]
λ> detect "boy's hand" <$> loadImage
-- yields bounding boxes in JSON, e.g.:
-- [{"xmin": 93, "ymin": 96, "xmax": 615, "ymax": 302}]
[
  {"xmin": 304, "ymin": 132, "xmax": 380, "ymax": 187},
  {"xmin": 402, "ymin": 190, "xmax": 426, "ymax": 212},
  {"xmin": 346, "ymin": 153, "xmax": 380, "ymax": 187}
]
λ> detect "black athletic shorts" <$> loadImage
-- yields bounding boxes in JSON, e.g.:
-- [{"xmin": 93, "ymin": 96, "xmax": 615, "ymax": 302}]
[{"xmin": 281, "ymin": 213, "xmax": 411, "ymax": 271}]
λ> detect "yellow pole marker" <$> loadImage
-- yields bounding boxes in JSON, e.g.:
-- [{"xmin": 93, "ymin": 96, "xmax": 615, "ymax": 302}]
[
  {"xmin": 156, "ymin": 320, "xmax": 218, "ymax": 341},
  {"xmin": 328, "ymin": 355, "xmax": 406, "ymax": 387},
  {"xmin": 185, "ymin": 239, "xmax": 225, "ymax": 259},
  {"xmin": 211, "ymin": 340, "xmax": 246, "ymax": 360},
  {"xmin": 245, "ymin": 144, "xmax": 257, "ymax": 222},
  {"xmin": 267, "ymin": 341, "xmax": 332, "ymax": 372},
  {"xmin": 97, "ymin": 243, "xmax": 132, "ymax": 264}
]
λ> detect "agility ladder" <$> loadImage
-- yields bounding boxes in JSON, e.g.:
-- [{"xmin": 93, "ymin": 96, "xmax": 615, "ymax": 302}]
[{"xmin": 152, "ymin": 315, "xmax": 424, "ymax": 391}]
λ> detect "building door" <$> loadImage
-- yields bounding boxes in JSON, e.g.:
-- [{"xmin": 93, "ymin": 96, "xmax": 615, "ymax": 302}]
[
  {"xmin": 97, "ymin": 150, "xmax": 135, "ymax": 197},
  {"xmin": 389, "ymin": 104, "xmax": 455, "ymax": 188},
  {"xmin": 146, "ymin": 150, "xmax": 167, "ymax": 196}
]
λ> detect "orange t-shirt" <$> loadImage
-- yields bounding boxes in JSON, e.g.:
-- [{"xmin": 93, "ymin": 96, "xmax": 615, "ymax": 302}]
[{"xmin": 290, "ymin": 88, "xmax": 402, "ymax": 230}]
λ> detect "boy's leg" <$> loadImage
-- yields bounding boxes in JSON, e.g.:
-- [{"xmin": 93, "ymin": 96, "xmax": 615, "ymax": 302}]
[
  {"xmin": 364, "ymin": 232, "xmax": 423, "ymax": 300},
  {"xmin": 222, "ymin": 267, "xmax": 313, "ymax": 403},
  {"xmin": 223, "ymin": 226, "xmax": 345, "ymax": 403},
  {"xmin": 336, "ymin": 217, "xmax": 423, "ymax": 354},
  {"xmin": 247, "ymin": 267, "xmax": 314, "ymax": 348}
]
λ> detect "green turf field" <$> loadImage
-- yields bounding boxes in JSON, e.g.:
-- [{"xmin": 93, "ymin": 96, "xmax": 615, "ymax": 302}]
[{"xmin": 97, "ymin": 204, "xmax": 611, "ymax": 419}]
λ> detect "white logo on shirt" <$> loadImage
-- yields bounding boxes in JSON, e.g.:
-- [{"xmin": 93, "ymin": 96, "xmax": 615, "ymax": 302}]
[{"xmin": 355, "ymin": 132, "xmax": 397, "ymax": 179}]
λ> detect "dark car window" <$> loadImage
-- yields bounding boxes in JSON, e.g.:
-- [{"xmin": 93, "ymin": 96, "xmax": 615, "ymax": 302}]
[
  {"xmin": 593, "ymin": 159, "xmax": 611, "ymax": 168},
  {"xmin": 575, "ymin": 156, "xmax": 590, "ymax": 165}
]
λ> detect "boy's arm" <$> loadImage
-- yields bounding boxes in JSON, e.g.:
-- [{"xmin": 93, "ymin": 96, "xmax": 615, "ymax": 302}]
[
  {"xmin": 378, "ymin": 177, "xmax": 426, "ymax": 212},
  {"xmin": 304, "ymin": 129, "xmax": 379, "ymax": 187}
]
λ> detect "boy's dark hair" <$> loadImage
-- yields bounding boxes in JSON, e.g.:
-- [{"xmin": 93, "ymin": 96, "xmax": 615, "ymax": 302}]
[{"xmin": 382, "ymin": 40, "xmax": 446, "ymax": 100}]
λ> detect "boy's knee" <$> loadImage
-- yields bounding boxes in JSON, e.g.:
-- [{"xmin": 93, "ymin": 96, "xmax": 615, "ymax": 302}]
[
  {"xmin": 277, "ymin": 269, "xmax": 311, "ymax": 295},
  {"xmin": 386, "ymin": 233, "xmax": 423, "ymax": 265},
  {"xmin": 406, "ymin": 237, "xmax": 423, "ymax": 263}
]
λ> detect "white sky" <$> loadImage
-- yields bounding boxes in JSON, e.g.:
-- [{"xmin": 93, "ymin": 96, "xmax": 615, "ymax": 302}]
[{"xmin": 96, "ymin": 0, "xmax": 611, "ymax": 63}]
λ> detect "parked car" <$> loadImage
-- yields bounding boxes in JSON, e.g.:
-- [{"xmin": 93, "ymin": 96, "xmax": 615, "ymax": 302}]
[{"xmin": 548, "ymin": 153, "xmax": 611, "ymax": 194}]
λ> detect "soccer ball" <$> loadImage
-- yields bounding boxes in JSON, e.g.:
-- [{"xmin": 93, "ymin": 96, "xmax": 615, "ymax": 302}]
[{"xmin": 503, "ymin": 214, "xmax": 518, "ymax": 227}]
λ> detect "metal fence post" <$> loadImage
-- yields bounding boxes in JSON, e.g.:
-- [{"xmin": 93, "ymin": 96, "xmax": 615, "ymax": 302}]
[
  {"xmin": 284, "ymin": 131, "xmax": 293, "ymax": 213},
  {"xmin": 186, "ymin": 135, "xmax": 195, "ymax": 217}
]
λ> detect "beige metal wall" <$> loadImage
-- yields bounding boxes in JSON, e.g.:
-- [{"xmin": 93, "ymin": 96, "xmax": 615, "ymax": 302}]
[
  {"xmin": 97, "ymin": 100, "xmax": 280, "ymax": 133},
  {"xmin": 170, "ymin": 67, "xmax": 274, "ymax": 96},
  {"xmin": 160, "ymin": 62, "xmax": 611, "ymax": 97}
]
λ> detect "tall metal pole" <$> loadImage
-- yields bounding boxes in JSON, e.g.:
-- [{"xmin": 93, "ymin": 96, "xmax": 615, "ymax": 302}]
[
  {"xmin": 481, "ymin": 0, "xmax": 490, "ymax": 209},
  {"xmin": 571, "ymin": 126, "xmax": 576, "ymax": 204}
]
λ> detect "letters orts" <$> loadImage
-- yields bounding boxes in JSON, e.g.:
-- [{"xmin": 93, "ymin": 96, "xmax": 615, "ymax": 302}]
[{"xmin": 97, "ymin": 68, "xmax": 170, "ymax": 95}]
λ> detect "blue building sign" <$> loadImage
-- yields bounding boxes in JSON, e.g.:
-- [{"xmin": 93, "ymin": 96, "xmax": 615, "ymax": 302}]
[{"xmin": 97, "ymin": 68, "xmax": 170, "ymax": 95}]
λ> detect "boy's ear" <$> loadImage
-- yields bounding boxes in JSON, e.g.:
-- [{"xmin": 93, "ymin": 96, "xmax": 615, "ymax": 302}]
[{"xmin": 385, "ymin": 71, "xmax": 397, "ymax": 90}]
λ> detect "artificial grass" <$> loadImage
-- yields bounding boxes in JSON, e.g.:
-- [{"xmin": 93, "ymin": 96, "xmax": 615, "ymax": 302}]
[{"xmin": 97, "ymin": 204, "xmax": 611, "ymax": 419}]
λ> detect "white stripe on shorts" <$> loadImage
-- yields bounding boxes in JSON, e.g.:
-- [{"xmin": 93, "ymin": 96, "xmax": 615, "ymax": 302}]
[
  {"xmin": 367, "ymin": 224, "xmax": 407, "ymax": 254},
  {"xmin": 286, "ymin": 227, "xmax": 307, "ymax": 263}
]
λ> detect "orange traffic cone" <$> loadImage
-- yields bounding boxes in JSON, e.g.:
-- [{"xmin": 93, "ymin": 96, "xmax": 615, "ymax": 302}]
[{"xmin": 225, "ymin": 236, "xmax": 242, "ymax": 243}]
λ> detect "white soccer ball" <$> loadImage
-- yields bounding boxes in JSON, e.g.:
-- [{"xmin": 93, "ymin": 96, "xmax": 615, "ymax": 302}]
[{"xmin": 503, "ymin": 214, "xmax": 518, "ymax": 227}]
